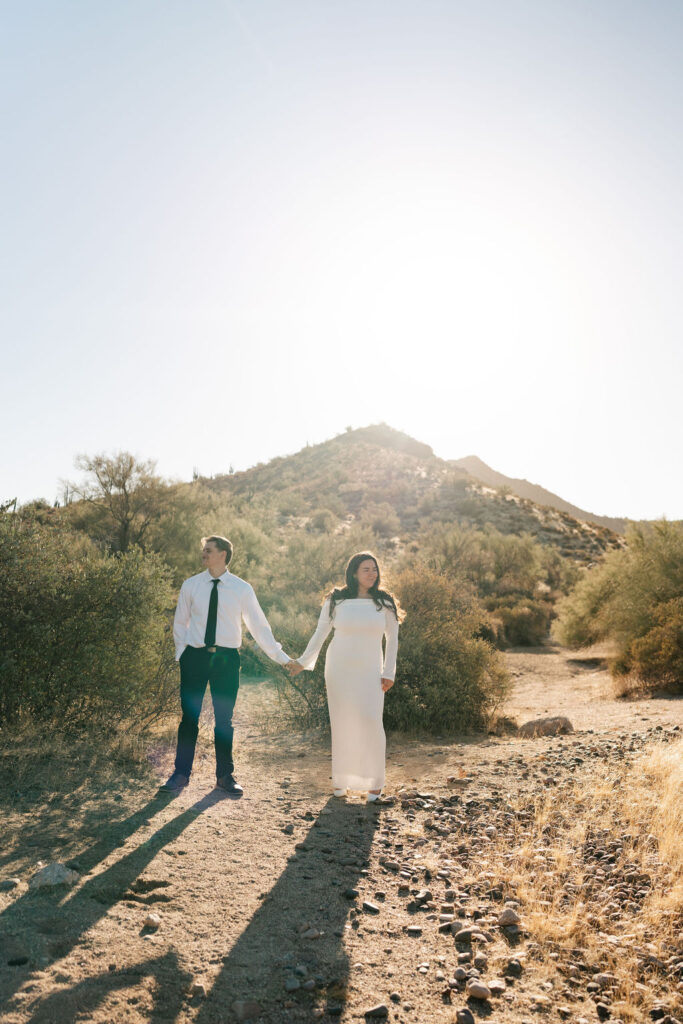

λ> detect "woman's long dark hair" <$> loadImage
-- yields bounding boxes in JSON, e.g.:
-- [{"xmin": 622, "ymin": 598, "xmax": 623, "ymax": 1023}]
[{"xmin": 327, "ymin": 551, "xmax": 403, "ymax": 621}]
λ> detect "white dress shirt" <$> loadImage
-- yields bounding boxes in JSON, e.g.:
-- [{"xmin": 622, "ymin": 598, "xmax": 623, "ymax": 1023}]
[{"xmin": 173, "ymin": 569, "xmax": 290, "ymax": 664}]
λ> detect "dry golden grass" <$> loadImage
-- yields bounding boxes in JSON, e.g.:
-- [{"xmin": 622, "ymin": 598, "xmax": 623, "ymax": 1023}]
[{"xmin": 484, "ymin": 737, "xmax": 683, "ymax": 1020}]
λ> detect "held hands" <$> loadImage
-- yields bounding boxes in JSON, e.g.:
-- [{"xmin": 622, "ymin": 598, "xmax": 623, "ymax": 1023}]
[
  {"xmin": 381, "ymin": 677, "xmax": 394, "ymax": 692},
  {"xmin": 286, "ymin": 659, "xmax": 304, "ymax": 677}
]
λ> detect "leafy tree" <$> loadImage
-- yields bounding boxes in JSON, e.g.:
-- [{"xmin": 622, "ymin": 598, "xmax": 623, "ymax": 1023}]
[{"xmin": 66, "ymin": 452, "xmax": 169, "ymax": 553}]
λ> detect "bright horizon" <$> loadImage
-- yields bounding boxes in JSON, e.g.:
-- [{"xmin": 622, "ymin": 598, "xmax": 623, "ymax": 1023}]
[{"xmin": 2, "ymin": 2, "xmax": 682, "ymax": 520}]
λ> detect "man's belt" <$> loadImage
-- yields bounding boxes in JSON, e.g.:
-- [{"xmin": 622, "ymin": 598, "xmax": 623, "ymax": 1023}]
[{"xmin": 203, "ymin": 645, "xmax": 237, "ymax": 653}]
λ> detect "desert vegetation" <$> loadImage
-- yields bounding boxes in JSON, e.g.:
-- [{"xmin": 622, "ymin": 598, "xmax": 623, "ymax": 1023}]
[
  {"xmin": 2, "ymin": 427, "xmax": 680, "ymax": 736},
  {"xmin": 554, "ymin": 520, "xmax": 683, "ymax": 694}
]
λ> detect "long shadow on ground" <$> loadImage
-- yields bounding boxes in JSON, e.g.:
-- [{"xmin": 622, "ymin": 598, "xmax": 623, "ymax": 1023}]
[
  {"xmin": 0, "ymin": 792, "xmax": 217, "ymax": 1015},
  {"xmin": 195, "ymin": 797, "xmax": 380, "ymax": 1024},
  {"xmin": 25, "ymin": 951, "xmax": 192, "ymax": 1023}
]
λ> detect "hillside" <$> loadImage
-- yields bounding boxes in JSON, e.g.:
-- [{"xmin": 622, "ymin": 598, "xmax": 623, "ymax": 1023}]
[
  {"xmin": 452, "ymin": 455, "xmax": 626, "ymax": 534},
  {"xmin": 204, "ymin": 424, "xmax": 622, "ymax": 565}
]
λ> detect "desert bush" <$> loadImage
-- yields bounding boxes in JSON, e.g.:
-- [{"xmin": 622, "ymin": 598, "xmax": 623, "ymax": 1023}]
[
  {"xmin": 554, "ymin": 520, "xmax": 683, "ymax": 691},
  {"xmin": 0, "ymin": 511, "xmax": 176, "ymax": 729},
  {"xmin": 420, "ymin": 524, "xmax": 574, "ymax": 646},
  {"xmin": 488, "ymin": 597, "xmax": 552, "ymax": 646},
  {"xmin": 627, "ymin": 598, "xmax": 683, "ymax": 692},
  {"xmin": 386, "ymin": 567, "xmax": 509, "ymax": 733}
]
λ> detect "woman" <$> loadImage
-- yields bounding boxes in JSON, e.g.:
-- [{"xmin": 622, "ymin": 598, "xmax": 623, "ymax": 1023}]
[{"xmin": 288, "ymin": 552, "xmax": 402, "ymax": 802}]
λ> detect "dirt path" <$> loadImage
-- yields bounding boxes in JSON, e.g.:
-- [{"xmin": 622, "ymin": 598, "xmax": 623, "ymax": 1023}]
[{"xmin": 1, "ymin": 647, "xmax": 681, "ymax": 1023}]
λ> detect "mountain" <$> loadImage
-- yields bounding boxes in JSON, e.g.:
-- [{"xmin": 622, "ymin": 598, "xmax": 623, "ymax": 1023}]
[
  {"xmin": 451, "ymin": 455, "xmax": 626, "ymax": 534},
  {"xmin": 206, "ymin": 424, "xmax": 623, "ymax": 564}
]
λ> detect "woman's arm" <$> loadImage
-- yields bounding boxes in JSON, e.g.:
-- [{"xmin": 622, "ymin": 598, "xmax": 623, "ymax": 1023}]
[
  {"xmin": 382, "ymin": 606, "xmax": 399, "ymax": 687},
  {"xmin": 295, "ymin": 598, "xmax": 334, "ymax": 670}
]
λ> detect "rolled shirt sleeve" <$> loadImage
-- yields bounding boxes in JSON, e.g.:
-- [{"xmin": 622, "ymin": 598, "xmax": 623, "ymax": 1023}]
[
  {"xmin": 241, "ymin": 584, "xmax": 291, "ymax": 664},
  {"xmin": 297, "ymin": 599, "xmax": 335, "ymax": 670},
  {"xmin": 382, "ymin": 607, "xmax": 399, "ymax": 681}
]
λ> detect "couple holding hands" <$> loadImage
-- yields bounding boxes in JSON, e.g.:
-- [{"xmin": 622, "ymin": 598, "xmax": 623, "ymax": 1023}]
[{"xmin": 162, "ymin": 536, "xmax": 402, "ymax": 802}]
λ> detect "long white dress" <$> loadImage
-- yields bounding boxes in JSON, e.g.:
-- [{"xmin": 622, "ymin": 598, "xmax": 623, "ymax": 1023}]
[{"xmin": 297, "ymin": 597, "xmax": 399, "ymax": 791}]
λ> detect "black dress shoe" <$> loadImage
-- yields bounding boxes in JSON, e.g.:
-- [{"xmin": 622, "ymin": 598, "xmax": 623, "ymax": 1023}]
[
  {"xmin": 160, "ymin": 772, "xmax": 188, "ymax": 792},
  {"xmin": 216, "ymin": 774, "xmax": 243, "ymax": 797}
]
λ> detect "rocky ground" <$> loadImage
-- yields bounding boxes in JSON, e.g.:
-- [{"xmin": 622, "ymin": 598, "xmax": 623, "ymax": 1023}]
[{"xmin": 0, "ymin": 644, "xmax": 682, "ymax": 1024}]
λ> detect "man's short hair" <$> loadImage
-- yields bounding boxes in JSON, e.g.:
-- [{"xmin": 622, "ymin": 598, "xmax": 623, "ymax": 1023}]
[{"xmin": 202, "ymin": 535, "xmax": 233, "ymax": 565}]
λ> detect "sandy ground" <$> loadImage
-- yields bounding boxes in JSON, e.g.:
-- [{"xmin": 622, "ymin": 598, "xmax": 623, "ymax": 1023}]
[{"xmin": 0, "ymin": 644, "xmax": 681, "ymax": 1024}]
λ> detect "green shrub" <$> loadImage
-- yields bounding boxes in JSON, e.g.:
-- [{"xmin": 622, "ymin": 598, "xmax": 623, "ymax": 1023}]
[
  {"xmin": 386, "ymin": 567, "xmax": 509, "ymax": 733},
  {"xmin": 554, "ymin": 521, "xmax": 683, "ymax": 690},
  {"xmin": 627, "ymin": 598, "xmax": 683, "ymax": 693},
  {"xmin": 488, "ymin": 598, "xmax": 552, "ymax": 646},
  {"xmin": 0, "ymin": 512, "xmax": 175, "ymax": 729}
]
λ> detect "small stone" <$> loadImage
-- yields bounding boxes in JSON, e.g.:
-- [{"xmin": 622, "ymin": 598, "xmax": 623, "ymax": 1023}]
[
  {"xmin": 0, "ymin": 878, "xmax": 20, "ymax": 892},
  {"xmin": 473, "ymin": 952, "xmax": 488, "ymax": 970},
  {"xmin": 144, "ymin": 913, "xmax": 161, "ymax": 929},
  {"xmin": 191, "ymin": 982, "xmax": 206, "ymax": 998},
  {"xmin": 498, "ymin": 907, "xmax": 521, "ymax": 927},
  {"xmin": 454, "ymin": 967, "xmax": 468, "ymax": 981},
  {"xmin": 284, "ymin": 977, "xmax": 301, "ymax": 992},
  {"xmin": 466, "ymin": 980, "xmax": 491, "ymax": 1000},
  {"xmin": 389, "ymin": 991, "xmax": 401, "ymax": 1003},
  {"xmin": 488, "ymin": 978, "xmax": 507, "ymax": 996},
  {"xmin": 363, "ymin": 901, "xmax": 380, "ymax": 914},
  {"xmin": 301, "ymin": 927, "xmax": 321, "ymax": 939},
  {"xmin": 505, "ymin": 958, "xmax": 524, "ymax": 977},
  {"xmin": 282, "ymin": 823, "xmax": 294, "ymax": 835},
  {"xmin": 456, "ymin": 1009, "xmax": 476, "ymax": 1024},
  {"xmin": 596, "ymin": 1004, "xmax": 610, "ymax": 1021},
  {"xmin": 344, "ymin": 888, "xmax": 359, "ymax": 899},
  {"xmin": 406, "ymin": 925, "xmax": 422, "ymax": 937},
  {"xmin": 29, "ymin": 863, "xmax": 80, "ymax": 890},
  {"xmin": 365, "ymin": 1006, "xmax": 388, "ymax": 1019}
]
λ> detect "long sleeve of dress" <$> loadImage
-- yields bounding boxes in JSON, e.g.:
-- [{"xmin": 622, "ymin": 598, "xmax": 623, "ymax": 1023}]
[
  {"xmin": 382, "ymin": 608, "xmax": 399, "ymax": 681},
  {"xmin": 241, "ymin": 584, "xmax": 291, "ymax": 664},
  {"xmin": 297, "ymin": 599, "xmax": 334, "ymax": 670}
]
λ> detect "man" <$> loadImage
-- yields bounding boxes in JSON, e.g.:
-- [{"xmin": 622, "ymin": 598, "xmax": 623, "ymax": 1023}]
[{"xmin": 162, "ymin": 535, "xmax": 294, "ymax": 795}]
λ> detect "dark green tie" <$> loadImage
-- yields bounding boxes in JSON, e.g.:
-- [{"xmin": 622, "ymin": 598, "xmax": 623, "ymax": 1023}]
[{"xmin": 204, "ymin": 579, "xmax": 219, "ymax": 647}]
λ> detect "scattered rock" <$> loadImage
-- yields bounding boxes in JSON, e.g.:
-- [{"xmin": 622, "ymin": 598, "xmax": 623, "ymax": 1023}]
[
  {"xmin": 518, "ymin": 716, "xmax": 574, "ymax": 738},
  {"xmin": 282, "ymin": 823, "xmax": 294, "ymax": 835},
  {"xmin": 284, "ymin": 977, "xmax": 301, "ymax": 992},
  {"xmin": 144, "ymin": 913, "xmax": 161, "ymax": 929},
  {"xmin": 365, "ymin": 1005, "xmax": 388, "ymax": 1019},
  {"xmin": 0, "ymin": 878, "xmax": 21, "ymax": 892},
  {"xmin": 466, "ymin": 980, "xmax": 491, "ymax": 1000},
  {"xmin": 456, "ymin": 1009, "xmax": 476, "ymax": 1024},
  {"xmin": 488, "ymin": 978, "xmax": 507, "ymax": 996},
  {"xmin": 190, "ymin": 982, "xmax": 206, "ymax": 998},
  {"xmin": 363, "ymin": 901, "xmax": 380, "ymax": 914},
  {"xmin": 498, "ymin": 907, "xmax": 521, "ymax": 927},
  {"xmin": 29, "ymin": 863, "xmax": 80, "ymax": 890},
  {"xmin": 406, "ymin": 925, "xmax": 422, "ymax": 937}
]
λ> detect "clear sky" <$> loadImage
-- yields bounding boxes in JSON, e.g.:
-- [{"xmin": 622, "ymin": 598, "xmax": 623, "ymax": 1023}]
[{"xmin": 2, "ymin": 1, "xmax": 681, "ymax": 520}]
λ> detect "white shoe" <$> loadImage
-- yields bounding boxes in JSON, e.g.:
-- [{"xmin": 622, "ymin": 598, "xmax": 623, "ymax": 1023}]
[
  {"xmin": 333, "ymin": 788, "xmax": 347, "ymax": 798},
  {"xmin": 366, "ymin": 791, "xmax": 381, "ymax": 803}
]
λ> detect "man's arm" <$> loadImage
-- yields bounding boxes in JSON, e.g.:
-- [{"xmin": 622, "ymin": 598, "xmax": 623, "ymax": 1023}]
[
  {"xmin": 242, "ymin": 585, "xmax": 291, "ymax": 664},
  {"xmin": 173, "ymin": 580, "xmax": 192, "ymax": 661}
]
